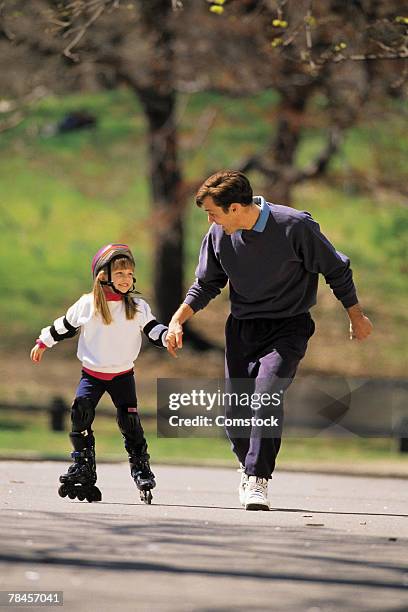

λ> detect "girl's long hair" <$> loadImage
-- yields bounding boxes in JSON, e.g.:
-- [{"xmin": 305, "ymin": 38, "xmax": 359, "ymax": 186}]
[{"xmin": 93, "ymin": 257, "xmax": 138, "ymax": 325}]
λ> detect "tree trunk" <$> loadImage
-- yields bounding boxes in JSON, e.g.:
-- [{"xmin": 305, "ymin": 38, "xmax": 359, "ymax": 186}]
[
  {"xmin": 139, "ymin": 89, "xmax": 184, "ymax": 325},
  {"xmin": 136, "ymin": 1, "xmax": 216, "ymax": 350},
  {"xmin": 137, "ymin": 0, "xmax": 184, "ymax": 325},
  {"xmin": 265, "ymin": 87, "xmax": 311, "ymax": 204}
]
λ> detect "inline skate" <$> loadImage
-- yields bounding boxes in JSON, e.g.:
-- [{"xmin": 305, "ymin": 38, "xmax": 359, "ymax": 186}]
[
  {"xmin": 129, "ymin": 450, "xmax": 156, "ymax": 504},
  {"xmin": 58, "ymin": 445, "xmax": 102, "ymax": 503}
]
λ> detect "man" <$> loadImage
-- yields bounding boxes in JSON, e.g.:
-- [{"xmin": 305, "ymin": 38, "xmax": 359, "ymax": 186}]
[{"xmin": 166, "ymin": 171, "xmax": 373, "ymax": 511}]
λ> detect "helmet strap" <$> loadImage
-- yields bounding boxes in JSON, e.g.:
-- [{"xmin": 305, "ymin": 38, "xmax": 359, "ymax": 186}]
[
  {"xmin": 100, "ymin": 280, "xmax": 136, "ymax": 296},
  {"xmin": 99, "ymin": 263, "xmax": 137, "ymax": 296}
]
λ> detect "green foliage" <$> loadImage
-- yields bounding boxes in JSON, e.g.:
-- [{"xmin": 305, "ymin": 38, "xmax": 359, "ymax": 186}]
[
  {"xmin": 208, "ymin": 0, "xmax": 227, "ymax": 14},
  {"xmin": 0, "ymin": 408, "xmax": 399, "ymax": 464},
  {"xmin": 333, "ymin": 42, "xmax": 347, "ymax": 52},
  {"xmin": 272, "ymin": 19, "xmax": 288, "ymax": 28},
  {"xmin": 271, "ymin": 38, "xmax": 284, "ymax": 48},
  {"xmin": 0, "ymin": 90, "xmax": 406, "ymax": 375},
  {"xmin": 0, "ymin": 92, "xmax": 152, "ymax": 341},
  {"xmin": 304, "ymin": 15, "xmax": 317, "ymax": 27}
]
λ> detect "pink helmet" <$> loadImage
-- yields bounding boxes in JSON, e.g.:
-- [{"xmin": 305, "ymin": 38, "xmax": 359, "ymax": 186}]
[
  {"xmin": 91, "ymin": 243, "xmax": 135, "ymax": 279},
  {"xmin": 92, "ymin": 244, "xmax": 136, "ymax": 294}
]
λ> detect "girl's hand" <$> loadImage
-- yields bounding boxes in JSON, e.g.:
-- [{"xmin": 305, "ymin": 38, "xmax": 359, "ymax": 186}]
[
  {"xmin": 166, "ymin": 335, "xmax": 179, "ymax": 358},
  {"xmin": 166, "ymin": 320, "xmax": 184, "ymax": 358},
  {"xmin": 30, "ymin": 344, "xmax": 46, "ymax": 363}
]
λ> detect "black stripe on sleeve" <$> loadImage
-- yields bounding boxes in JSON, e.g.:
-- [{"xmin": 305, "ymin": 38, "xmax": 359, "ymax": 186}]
[
  {"xmin": 143, "ymin": 319, "xmax": 159, "ymax": 337},
  {"xmin": 63, "ymin": 316, "xmax": 78, "ymax": 335},
  {"xmin": 49, "ymin": 319, "xmax": 79, "ymax": 342},
  {"xmin": 143, "ymin": 320, "xmax": 167, "ymax": 348},
  {"xmin": 158, "ymin": 329, "xmax": 167, "ymax": 346},
  {"xmin": 49, "ymin": 325, "xmax": 60, "ymax": 342}
]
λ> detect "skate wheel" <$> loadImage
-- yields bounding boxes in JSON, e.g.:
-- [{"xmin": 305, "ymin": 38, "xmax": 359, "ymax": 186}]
[
  {"xmin": 92, "ymin": 487, "xmax": 102, "ymax": 502},
  {"xmin": 86, "ymin": 486, "xmax": 102, "ymax": 503},
  {"xmin": 140, "ymin": 490, "xmax": 152, "ymax": 504},
  {"xmin": 77, "ymin": 490, "xmax": 86, "ymax": 501},
  {"xmin": 58, "ymin": 484, "xmax": 68, "ymax": 498},
  {"xmin": 68, "ymin": 489, "xmax": 76, "ymax": 500}
]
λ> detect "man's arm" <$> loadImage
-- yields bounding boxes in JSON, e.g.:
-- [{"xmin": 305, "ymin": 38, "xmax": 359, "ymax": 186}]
[
  {"xmin": 291, "ymin": 214, "xmax": 373, "ymax": 341},
  {"xmin": 183, "ymin": 230, "xmax": 228, "ymax": 313}
]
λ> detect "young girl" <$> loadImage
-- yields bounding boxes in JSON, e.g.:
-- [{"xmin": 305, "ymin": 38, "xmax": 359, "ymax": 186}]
[{"xmin": 30, "ymin": 244, "xmax": 169, "ymax": 504}]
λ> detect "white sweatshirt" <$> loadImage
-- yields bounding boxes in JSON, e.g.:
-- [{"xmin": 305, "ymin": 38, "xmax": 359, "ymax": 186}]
[{"xmin": 39, "ymin": 294, "xmax": 168, "ymax": 373}]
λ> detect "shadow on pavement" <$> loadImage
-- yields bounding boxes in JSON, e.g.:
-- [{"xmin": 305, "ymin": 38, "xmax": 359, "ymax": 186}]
[{"xmin": 1, "ymin": 509, "xmax": 407, "ymax": 594}]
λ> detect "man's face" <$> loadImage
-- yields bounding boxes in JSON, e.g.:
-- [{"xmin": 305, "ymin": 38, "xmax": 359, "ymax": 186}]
[{"xmin": 201, "ymin": 196, "xmax": 239, "ymax": 235}]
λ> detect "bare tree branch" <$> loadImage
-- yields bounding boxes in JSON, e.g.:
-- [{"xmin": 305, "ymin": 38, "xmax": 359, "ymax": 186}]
[
  {"xmin": 304, "ymin": 1, "xmax": 316, "ymax": 73},
  {"xmin": 182, "ymin": 107, "xmax": 218, "ymax": 152},
  {"xmin": 237, "ymin": 153, "xmax": 279, "ymax": 181},
  {"xmin": 236, "ymin": 125, "xmax": 343, "ymax": 188},
  {"xmin": 276, "ymin": 0, "xmax": 288, "ymax": 21},
  {"xmin": 0, "ymin": 0, "xmax": 15, "ymax": 40},
  {"xmin": 332, "ymin": 50, "xmax": 408, "ymax": 63},
  {"xmin": 63, "ymin": 4, "xmax": 105, "ymax": 61},
  {"xmin": 293, "ymin": 127, "xmax": 342, "ymax": 183}
]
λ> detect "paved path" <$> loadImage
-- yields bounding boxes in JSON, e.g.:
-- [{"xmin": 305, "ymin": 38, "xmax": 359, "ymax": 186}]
[{"xmin": 1, "ymin": 462, "xmax": 407, "ymax": 612}]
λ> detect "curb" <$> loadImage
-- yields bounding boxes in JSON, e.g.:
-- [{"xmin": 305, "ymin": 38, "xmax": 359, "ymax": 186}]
[{"xmin": 0, "ymin": 453, "xmax": 407, "ymax": 479}]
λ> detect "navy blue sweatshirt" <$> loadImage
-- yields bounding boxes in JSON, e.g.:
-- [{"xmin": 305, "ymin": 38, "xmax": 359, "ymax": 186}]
[{"xmin": 184, "ymin": 197, "xmax": 358, "ymax": 319}]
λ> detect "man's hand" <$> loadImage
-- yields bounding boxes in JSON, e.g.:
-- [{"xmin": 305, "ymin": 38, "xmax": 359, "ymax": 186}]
[
  {"xmin": 165, "ymin": 303, "xmax": 195, "ymax": 358},
  {"xmin": 166, "ymin": 320, "xmax": 184, "ymax": 358},
  {"xmin": 30, "ymin": 344, "xmax": 46, "ymax": 363},
  {"xmin": 165, "ymin": 303, "xmax": 194, "ymax": 358},
  {"xmin": 347, "ymin": 304, "xmax": 373, "ymax": 341}
]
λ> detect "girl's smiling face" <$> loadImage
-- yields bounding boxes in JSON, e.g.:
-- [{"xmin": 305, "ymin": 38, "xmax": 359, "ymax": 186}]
[{"xmin": 111, "ymin": 267, "xmax": 134, "ymax": 293}]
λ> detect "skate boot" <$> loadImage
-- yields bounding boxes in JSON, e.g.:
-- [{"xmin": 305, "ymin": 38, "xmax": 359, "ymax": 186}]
[
  {"xmin": 58, "ymin": 446, "xmax": 102, "ymax": 503},
  {"xmin": 129, "ymin": 450, "xmax": 156, "ymax": 505}
]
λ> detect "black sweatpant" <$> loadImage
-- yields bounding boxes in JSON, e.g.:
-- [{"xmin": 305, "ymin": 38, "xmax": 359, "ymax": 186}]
[
  {"xmin": 73, "ymin": 369, "xmax": 146, "ymax": 455},
  {"xmin": 224, "ymin": 313, "xmax": 315, "ymax": 479}
]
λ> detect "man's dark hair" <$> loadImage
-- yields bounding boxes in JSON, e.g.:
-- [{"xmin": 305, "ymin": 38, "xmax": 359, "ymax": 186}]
[{"xmin": 196, "ymin": 171, "xmax": 253, "ymax": 212}]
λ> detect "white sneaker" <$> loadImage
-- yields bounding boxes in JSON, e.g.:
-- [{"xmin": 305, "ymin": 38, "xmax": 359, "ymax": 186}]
[
  {"xmin": 238, "ymin": 464, "xmax": 249, "ymax": 506},
  {"xmin": 245, "ymin": 476, "xmax": 270, "ymax": 511}
]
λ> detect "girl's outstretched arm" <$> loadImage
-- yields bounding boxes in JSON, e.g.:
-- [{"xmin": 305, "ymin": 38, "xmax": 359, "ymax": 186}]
[{"xmin": 30, "ymin": 295, "xmax": 86, "ymax": 363}]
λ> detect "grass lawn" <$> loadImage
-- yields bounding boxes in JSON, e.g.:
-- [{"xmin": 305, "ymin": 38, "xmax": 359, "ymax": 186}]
[
  {"xmin": 0, "ymin": 89, "xmax": 407, "ymax": 466},
  {"xmin": 1, "ymin": 90, "xmax": 406, "ymax": 354},
  {"xmin": 0, "ymin": 408, "xmax": 405, "ymax": 476}
]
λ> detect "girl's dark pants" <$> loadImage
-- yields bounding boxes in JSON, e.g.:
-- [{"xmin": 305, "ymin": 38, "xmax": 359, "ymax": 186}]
[
  {"xmin": 70, "ymin": 369, "xmax": 146, "ymax": 457},
  {"xmin": 224, "ymin": 313, "xmax": 315, "ymax": 479}
]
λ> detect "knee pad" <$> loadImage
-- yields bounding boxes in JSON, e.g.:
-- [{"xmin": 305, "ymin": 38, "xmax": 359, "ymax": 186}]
[
  {"xmin": 69, "ymin": 431, "xmax": 95, "ymax": 452},
  {"xmin": 116, "ymin": 405, "xmax": 141, "ymax": 435},
  {"xmin": 71, "ymin": 397, "xmax": 95, "ymax": 432}
]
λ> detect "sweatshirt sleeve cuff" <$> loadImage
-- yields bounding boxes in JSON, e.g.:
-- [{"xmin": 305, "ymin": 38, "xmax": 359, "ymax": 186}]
[
  {"xmin": 183, "ymin": 296, "xmax": 202, "ymax": 313},
  {"xmin": 341, "ymin": 294, "xmax": 359, "ymax": 309}
]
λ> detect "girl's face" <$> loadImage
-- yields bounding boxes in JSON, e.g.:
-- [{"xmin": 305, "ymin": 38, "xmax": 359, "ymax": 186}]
[{"xmin": 111, "ymin": 267, "xmax": 134, "ymax": 293}]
